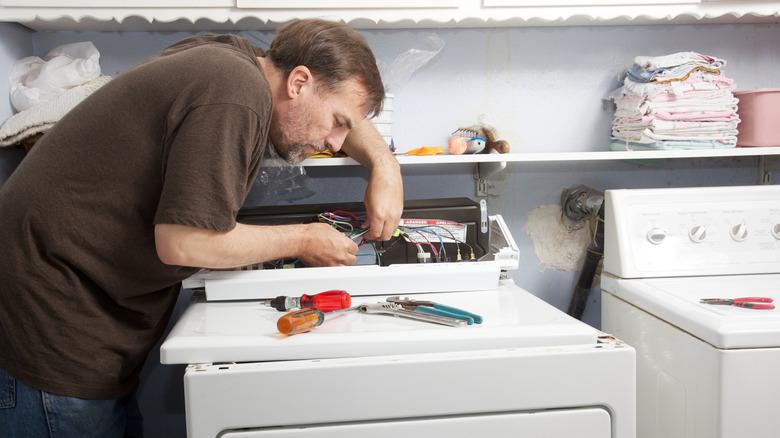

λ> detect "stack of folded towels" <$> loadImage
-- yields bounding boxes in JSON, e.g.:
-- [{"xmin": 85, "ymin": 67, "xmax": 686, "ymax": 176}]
[{"xmin": 611, "ymin": 52, "xmax": 739, "ymax": 150}]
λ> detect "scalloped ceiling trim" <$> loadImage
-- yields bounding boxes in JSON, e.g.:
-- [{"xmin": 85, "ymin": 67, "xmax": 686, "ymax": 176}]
[{"xmin": 17, "ymin": 11, "xmax": 780, "ymax": 31}]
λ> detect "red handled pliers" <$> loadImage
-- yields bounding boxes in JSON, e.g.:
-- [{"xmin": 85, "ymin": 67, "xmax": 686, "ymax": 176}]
[{"xmin": 700, "ymin": 297, "xmax": 775, "ymax": 310}]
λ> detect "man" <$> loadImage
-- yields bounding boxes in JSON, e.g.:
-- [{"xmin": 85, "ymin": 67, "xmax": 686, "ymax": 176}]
[{"xmin": 0, "ymin": 19, "xmax": 402, "ymax": 437}]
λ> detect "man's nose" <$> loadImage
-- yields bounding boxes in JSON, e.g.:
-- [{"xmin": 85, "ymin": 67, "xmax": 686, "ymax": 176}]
[{"xmin": 325, "ymin": 130, "xmax": 348, "ymax": 152}]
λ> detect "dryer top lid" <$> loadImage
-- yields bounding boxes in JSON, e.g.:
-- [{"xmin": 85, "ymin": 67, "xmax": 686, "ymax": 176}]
[
  {"xmin": 161, "ymin": 282, "xmax": 599, "ymax": 365},
  {"xmin": 603, "ymin": 273, "xmax": 780, "ymax": 349}
]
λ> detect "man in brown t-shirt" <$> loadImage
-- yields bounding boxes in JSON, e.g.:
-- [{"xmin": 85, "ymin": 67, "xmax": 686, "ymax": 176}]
[{"xmin": 0, "ymin": 20, "xmax": 402, "ymax": 437}]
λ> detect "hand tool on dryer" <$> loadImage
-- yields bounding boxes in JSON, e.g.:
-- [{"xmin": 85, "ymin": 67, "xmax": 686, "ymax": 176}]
[
  {"xmin": 357, "ymin": 302, "xmax": 467, "ymax": 327},
  {"xmin": 700, "ymin": 296, "xmax": 775, "ymax": 310},
  {"xmin": 386, "ymin": 296, "xmax": 483, "ymax": 324},
  {"xmin": 261, "ymin": 290, "xmax": 351, "ymax": 312},
  {"xmin": 276, "ymin": 306, "xmax": 357, "ymax": 335},
  {"xmin": 276, "ymin": 302, "xmax": 467, "ymax": 336}
]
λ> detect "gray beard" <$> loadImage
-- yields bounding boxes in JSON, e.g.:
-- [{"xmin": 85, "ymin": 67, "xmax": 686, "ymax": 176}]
[
  {"xmin": 282, "ymin": 143, "xmax": 310, "ymax": 165},
  {"xmin": 268, "ymin": 143, "xmax": 309, "ymax": 166}
]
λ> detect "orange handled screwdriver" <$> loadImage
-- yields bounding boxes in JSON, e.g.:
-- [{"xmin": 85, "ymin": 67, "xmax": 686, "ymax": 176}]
[
  {"xmin": 260, "ymin": 290, "xmax": 351, "ymax": 312},
  {"xmin": 277, "ymin": 306, "xmax": 356, "ymax": 336}
]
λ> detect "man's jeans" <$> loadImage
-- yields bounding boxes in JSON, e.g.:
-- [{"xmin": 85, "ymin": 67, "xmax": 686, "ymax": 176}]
[{"xmin": 0, "ymin": 367, "xmax": 143, "ymax": 438}]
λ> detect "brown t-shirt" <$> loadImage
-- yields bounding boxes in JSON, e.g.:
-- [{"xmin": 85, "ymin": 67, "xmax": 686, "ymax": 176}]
[{"xmin": 0, "ymin": 35, "xmax": 271, "ymax": 399}]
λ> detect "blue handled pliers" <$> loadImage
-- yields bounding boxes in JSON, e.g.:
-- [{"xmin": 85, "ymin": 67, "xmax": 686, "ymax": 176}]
[{"xmin": 386, "ymin": 296, "xmax": 483, "ymax": 325}]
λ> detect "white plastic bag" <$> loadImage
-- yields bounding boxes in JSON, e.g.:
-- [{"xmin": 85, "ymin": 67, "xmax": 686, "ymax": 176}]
[
  {"xmin": 380, "ymin": 34, "xmax": 444, "ymax": 93},
  {"xmin": 10, "ymin": 41, "xmax": 101, "ymax": 112}
]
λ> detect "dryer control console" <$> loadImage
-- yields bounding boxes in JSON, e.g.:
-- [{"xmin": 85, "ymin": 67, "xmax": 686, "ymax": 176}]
[{"xmin": 604, "ymin": 185, "xmax": 780, "ymax": 278}]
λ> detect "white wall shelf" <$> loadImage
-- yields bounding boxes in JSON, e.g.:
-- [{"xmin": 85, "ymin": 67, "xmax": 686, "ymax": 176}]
[{"xmin": 293, "ymin": 147, "xmax": 780, "ymax": 167}]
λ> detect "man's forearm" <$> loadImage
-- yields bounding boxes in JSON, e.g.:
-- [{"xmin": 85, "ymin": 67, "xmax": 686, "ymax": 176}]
[
  {"xmin": 155, "ymin": 222, "xmax": 307, "ymax": 269},
  {"xmin": 341, "ymin": 118, "xmax": 398, "ymax": 171}
]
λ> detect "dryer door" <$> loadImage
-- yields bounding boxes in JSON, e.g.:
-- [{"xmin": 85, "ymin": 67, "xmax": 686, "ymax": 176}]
[
  {"xmin": 221, "ymin": 408, "xmax": 611, "ymax": 438},
  {"xmin": 181, "ymin": 341, "xmax": 634, "ymax": 438}
]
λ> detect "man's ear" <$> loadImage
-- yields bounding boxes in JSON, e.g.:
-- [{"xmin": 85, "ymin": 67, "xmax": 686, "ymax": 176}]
[{"xmin": 286, "ymin": 65, "xmax": 313, "ymax": 99}]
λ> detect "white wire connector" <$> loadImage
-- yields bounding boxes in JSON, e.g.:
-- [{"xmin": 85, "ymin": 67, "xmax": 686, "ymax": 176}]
[{"xmin": 417, "ymin": 252, "xmax": 432, "ymax": 263}]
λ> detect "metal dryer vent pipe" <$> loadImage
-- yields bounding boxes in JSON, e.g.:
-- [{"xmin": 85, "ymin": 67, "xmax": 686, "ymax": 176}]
[
  {"xmin": 560, "ymin": 186, "xmax": 604, "ymax": 319},
  {"xmin": 560, "ymin": 186, "xmax": 604, "ymax": 231}
]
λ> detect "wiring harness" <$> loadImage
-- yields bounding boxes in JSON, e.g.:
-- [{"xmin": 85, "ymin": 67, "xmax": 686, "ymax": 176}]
[{"xmin": 254, "ymin": 210, "xmax": 478, "ymax": 269}]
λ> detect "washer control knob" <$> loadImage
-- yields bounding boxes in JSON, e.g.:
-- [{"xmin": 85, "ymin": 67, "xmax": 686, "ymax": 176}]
[
  {"xmin": 647, "ymin": 228, "xmax": 667, "ymax": 245},
  {"xmin": 688, "ymin": 225, "xmax": 707, "ymax": 243},
  {"xmin": 730, "ymin": 223, "xmax": 748, "ymax": 242},
  {"xmin": 773, "ymin": 223, "xmax": 780, "ymax": 240}
]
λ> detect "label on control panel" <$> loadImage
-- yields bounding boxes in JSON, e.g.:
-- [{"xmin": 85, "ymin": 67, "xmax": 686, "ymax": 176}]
[{"xmin": 398, "ymin": 218, "xmax": 468, "ymax": 244}]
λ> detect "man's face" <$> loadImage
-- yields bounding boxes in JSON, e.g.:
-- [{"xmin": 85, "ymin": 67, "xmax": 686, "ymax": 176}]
[{"xmin": 270, "ymin": 74, "xmax": 368, "ymax": 165}]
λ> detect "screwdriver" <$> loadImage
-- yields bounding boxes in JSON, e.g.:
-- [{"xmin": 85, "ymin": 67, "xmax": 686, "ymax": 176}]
[
  {"xmin": 277, "ymin": 306, "xmax": 356, "ymax": 335},
  {"xmin": 260, "ymin": 289, "xmax": 351, "ymax": 312}
]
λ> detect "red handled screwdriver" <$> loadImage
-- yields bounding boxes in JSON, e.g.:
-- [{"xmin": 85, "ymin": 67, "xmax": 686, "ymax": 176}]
[{"xmin": 260, "ymin": 290, "xmax": 351, "ymax": 312}]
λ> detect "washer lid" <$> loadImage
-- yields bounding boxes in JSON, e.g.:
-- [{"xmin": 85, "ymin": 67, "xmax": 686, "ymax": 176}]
[
  {"xmin": 160, "ymin": 281, "xmax": 599, "ymax": 365},
  {"xmin": 603, "ymin": 274, "xmax": 780, "ymax": 349}
]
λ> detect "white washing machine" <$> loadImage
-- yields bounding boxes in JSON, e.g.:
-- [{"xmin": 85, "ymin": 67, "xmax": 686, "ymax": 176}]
[
  {"xmin": 601, "ymin": 185, "xmax": 780, "ymax": 438},
  {"xmin": 161, "ymin": 215, "xmax": 635, "ymax": 438}
]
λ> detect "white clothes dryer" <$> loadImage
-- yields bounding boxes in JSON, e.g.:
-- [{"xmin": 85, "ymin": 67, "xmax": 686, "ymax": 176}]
[
  {"xmin": 601, "ymin": 185, "xmax": 780, "ymax": 438},
  {"xmin": 161, "ymin": 214, "xmax": 636, "ymax": 438}
]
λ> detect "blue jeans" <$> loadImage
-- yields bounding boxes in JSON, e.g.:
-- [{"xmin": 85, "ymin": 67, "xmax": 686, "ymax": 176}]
[{"xmin": 0, "ymin": 367, "xmax": 143, "ymax": 438}]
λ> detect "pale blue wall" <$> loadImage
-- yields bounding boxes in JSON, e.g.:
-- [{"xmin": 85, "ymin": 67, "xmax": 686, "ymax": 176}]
[
  {"xmin": 0, "ymin": 21, "xmax": 776, "ymax": 437},
  {"xmin": 0, "ymin": 23, "xmax": 31, "ymax": 183},
  {"xmin": 29, "ymin": 24, "xmax": 780, "ymax": 153}
]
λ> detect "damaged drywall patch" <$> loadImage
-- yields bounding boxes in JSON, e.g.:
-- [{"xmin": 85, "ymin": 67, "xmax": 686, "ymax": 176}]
[{"xmin": 523, "ymin": 204, "xmax": 592, "ymax": 271}]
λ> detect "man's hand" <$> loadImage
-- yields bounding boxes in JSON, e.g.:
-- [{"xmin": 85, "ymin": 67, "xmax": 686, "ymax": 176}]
[
  {"xmin": 297, "ymin": 223, "xmax": 359, "ymax": 266},
  {"xmin": 363, "ymin": 157, "xmax": 403, "ymax": 241},
  {"xmin": 340, "ymin": 119, "xmax": 404, "ymax": 241}
]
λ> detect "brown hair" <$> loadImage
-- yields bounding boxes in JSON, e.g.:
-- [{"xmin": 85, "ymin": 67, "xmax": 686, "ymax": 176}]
[{"xmin": 267, "ymin": 19, "xmax": 384, "ymax": 118}]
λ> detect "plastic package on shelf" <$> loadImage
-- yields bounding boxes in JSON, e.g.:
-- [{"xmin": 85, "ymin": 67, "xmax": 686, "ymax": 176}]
[{"xmin": 375, "ymin": 34, "xmax": 445, "ymax": 151}]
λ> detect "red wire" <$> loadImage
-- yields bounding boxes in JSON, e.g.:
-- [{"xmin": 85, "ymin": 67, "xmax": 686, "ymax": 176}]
[{"xmin": 332, "ymin": 210, "xmax": 360, "ymax": 220}]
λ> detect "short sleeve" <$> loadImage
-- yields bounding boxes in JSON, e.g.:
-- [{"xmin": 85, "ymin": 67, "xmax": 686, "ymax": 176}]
[{"xmin": 154, "ymin": 103, "xmax": 262, "ymax": 231}]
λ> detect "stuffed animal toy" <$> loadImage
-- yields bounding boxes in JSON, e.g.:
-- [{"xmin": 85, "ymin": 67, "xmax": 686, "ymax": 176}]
[{"xmin": 447, "ymin": 125, "xmax": 510, "ymax": 155}]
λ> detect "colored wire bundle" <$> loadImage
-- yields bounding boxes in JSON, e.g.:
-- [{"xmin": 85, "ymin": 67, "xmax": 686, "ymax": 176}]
[
  {"xmin": 318, "ymin": 210, "xmax": 380, "ymax": 264},
  {"xmin": 317, "ymin": 212, "xmax": 358, "ymax": 232},
  {"xmin": 398, "ymin": 225, "xmax": 475, "ymax": 262},
  {"xmin": 316, "ymin": 211, "xmax": 475, "ymax": 264}
]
